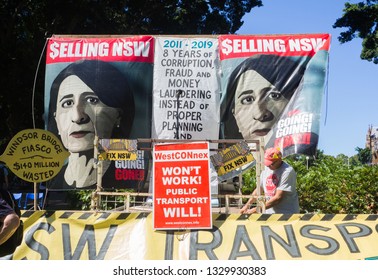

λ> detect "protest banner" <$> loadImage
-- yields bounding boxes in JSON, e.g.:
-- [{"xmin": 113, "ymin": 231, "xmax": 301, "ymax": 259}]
[{"xmin": 153, "ymin": 142, "xmax": 212, "ymax": 230}]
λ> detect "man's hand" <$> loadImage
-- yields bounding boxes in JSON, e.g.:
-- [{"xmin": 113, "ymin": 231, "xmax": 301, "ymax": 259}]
[
  {"xmin": 245, "ymin": 207, "xmax": 257, "ymax": 214},
  {"xmin": 240, "ymin": 205, "xmax": 257, "ymax": 214}
]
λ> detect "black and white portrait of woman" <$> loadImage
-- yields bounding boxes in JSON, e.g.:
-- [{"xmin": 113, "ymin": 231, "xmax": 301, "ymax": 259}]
[
  {"xmin": 47, "ymin": 60, "xmax": 135, "ymax": 189},
  {"xmin": 220, "ymin": 54, "xmax": 308, "ymax": 140}
]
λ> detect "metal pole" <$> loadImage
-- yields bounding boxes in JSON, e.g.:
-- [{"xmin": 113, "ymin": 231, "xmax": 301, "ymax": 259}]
[
  {"xmin": 175, "ymin": 89, "xmax": 182, "ymax": 140},
  {"xmin": 256, "ymin": 137, "xmax": 265, "ymax": 213}
]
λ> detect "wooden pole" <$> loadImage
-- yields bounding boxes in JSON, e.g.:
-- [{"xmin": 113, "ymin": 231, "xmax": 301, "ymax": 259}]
[{"xmin": 33, "ymin": 182, "xmax": 37, "ymax": 210}]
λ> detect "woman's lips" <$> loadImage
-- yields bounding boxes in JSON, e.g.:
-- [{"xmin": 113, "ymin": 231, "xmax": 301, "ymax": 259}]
[
  {"xmin": 70, "ymin": 131, "xmax": 91, "ymax": 138},
  {"xmin": 252, "ymin": 129, "xmax": 270, "ymax": 136}
]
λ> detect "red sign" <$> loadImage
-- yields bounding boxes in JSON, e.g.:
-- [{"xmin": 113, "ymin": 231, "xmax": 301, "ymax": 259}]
[
  {"xmin": 153, "ymin": 142, "xmax": 212, "ymax": 230},
  {"xmin": 218, "ymin": 33, "xmax": 331, "ymax": 60},
  {"xmin": 46, "ymin": 36, "xmax": 154, "ymax": 64}
]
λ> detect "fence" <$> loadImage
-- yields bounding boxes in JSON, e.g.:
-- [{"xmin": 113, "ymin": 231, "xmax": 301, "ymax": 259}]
[
  {"xmin": 92, "ymin": 138, "xmax": 265, "ymax": 213},
  {"xmin": 91, "ymin": 191, "xmax": 268, "ymax": 214}
]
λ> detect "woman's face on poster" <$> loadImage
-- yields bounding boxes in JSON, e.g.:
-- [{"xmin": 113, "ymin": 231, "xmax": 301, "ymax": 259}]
[
  {"xmin": 233, "ymin": 69, "xmax": 289, "ymax": 139},
  {"xmin": 54, "ymin": 75, "xmax": 120, "ymax": 153}
]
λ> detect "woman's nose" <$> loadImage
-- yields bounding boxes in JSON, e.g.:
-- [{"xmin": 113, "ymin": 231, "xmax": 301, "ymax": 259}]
[
  {"xmin": 71, "ymin": 105, "xmax": 89, "ymax": 124},
  {"xmin": 252, "ymin": 103, "xmax": 274, "ymax": 122}
]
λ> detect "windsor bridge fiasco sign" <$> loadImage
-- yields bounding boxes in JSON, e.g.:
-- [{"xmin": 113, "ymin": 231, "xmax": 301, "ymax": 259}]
[{"xmin": 0, "ymin": 129, "xmax": 69, "ymax": 183}]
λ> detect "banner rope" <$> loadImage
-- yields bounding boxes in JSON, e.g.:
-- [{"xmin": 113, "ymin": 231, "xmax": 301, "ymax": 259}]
[{"xmin": 31, "ymin": 36, "xmax": 48, "ymax": 129}]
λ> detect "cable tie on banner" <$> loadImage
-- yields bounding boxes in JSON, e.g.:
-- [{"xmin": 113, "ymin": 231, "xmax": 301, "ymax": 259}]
[{"xmin": 176, "ymin": 228, "xmax": 189, "ymax": 241}]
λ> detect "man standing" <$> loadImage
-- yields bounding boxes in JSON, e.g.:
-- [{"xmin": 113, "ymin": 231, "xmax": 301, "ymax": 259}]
[{"xmin": 240, "ymin": 147, "xmax": 299, "ymax": 214}]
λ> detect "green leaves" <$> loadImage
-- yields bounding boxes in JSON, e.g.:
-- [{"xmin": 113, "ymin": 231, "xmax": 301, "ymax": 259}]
[{"xmin": 333, "ymin": 0, "xmax": 378, "ymax": 64}]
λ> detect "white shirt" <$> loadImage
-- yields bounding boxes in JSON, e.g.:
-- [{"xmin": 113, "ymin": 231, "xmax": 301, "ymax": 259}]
[{"xmin": 260, "ymin": 161, "xmax": 299, "ymax": 214}]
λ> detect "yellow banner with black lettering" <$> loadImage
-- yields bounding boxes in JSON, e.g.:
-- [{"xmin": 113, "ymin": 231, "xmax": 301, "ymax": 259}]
[
  {"xmin": 210, "ymin": 141, "xmax": 254, "ymax": 180},
  {"xmin": 5, "ymin": 211, "xmax": 378, "ymax": 260},
  {"xmin": 98, "ymin": 139, "xmax": 138, "ymax": 161}
]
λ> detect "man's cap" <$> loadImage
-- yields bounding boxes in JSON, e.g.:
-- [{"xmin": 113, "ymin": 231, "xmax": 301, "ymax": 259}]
[{"xmin": 264, "ymin": 147, "xmax": 282, "ymax": 166}]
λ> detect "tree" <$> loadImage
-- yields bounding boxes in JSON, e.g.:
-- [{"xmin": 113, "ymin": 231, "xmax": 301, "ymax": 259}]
[
  {"xmin": 333, "ymin": 0, "xmax": 378, "ymax": 64},
  {"xmin": 0, "ymin": 0, "xmax": 262, "ymax": 145},
  {"xmin": 355, "ymin": 146, "xmax": 372, "ymax": 164}
]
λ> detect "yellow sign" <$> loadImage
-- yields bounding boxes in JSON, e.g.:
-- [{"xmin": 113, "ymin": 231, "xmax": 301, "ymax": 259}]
[
  {"xmin": 98, "ymin": 150, "xmax": 137, "ymax": 161},
  {"xmin": 217, "ymin": 153, "xmax": 254, "ymax": 176},
  {"xmin": 98, "ymin": 139, "xmax": 138, "ymax": 161},
  {"xmin": 8, "ymin": 211, "xmax": 378, "ymax": 260},
  {"xmin": 0, "ymin": 129, "xmax": 69, "ymax": 183},
  {"xmin": 210, "ymin": 141, "xmax": 254, "ymax": 177}
]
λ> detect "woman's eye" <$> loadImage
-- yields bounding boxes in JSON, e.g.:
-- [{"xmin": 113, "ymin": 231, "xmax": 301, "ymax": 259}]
[
  {"xmin": 269, "ymin": 91, "xmax": 282, "ymax": 100},
  {"xmin": 61, "ymin": 100, "xmax": 74, "ymax": 108},
  {"xmin": 86, "ymin": 96, "xmax": 99, "ymax": 104},
  {"xmin": 240, "ymin": 95, "xmax": 255, "ymax": 105}
]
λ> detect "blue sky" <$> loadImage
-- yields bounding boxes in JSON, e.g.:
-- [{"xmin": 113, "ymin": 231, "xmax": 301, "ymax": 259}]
[{"xmin": 237, "ymin": 0, "xmax": 378, "ymax": 157}]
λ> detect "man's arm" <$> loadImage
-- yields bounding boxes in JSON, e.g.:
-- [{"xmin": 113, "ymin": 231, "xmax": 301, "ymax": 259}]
[
  {"xmin": 239, "ymin": 186, "xmax": 264, "ymax": 214},
  {"xmin": 264, "ymin": 189, "xmax": 284, "ymax": 209},
  {"xmin": 243, "ymin": 189, "xmax": 284, "ymax": 214}
]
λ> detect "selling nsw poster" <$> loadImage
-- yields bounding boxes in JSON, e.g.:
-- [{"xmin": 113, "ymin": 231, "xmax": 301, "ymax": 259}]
[
  {"xmin": 44, "ymin": 36, "xmax": 154, "ymax": 190},
  {"xmin": 219, "ymin": 34, "xmax": 330, "ymax": 157}
]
